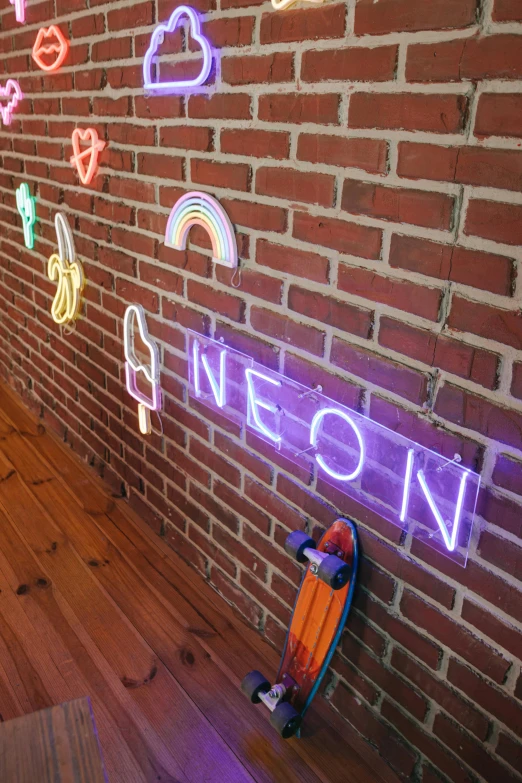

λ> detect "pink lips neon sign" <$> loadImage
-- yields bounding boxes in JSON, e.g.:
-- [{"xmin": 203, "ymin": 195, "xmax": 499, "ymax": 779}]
[{"xmin": 188, "ymin": 331, "xmax": 480, "ymax": 566}]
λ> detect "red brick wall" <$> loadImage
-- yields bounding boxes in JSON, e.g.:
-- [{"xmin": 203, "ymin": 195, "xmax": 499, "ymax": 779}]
[{"xmin": 1, "ymin": 1, "xmax": 521, "ymax": 780}]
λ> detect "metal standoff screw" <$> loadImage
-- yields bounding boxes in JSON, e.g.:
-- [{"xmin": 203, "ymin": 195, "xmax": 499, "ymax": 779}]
[
  {"xmin": 436, "ymin": 453, "xmax": 462, "ymax": 472},
  {"xmin": 298, "ymin": 384, "xmax": 323, "ymax": 400}
]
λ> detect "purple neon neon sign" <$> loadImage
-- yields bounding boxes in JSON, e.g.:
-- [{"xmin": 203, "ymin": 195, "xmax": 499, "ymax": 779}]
[
  {"xmin": 187, "ymin": 331, "xmax": 480, "ymax": 566},
  {"xmin": 143, "ymin": 6, "xmax": 212, "ymax": 92}
]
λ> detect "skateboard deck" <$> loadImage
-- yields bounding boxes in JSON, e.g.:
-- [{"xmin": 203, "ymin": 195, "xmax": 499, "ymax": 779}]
[{"xmin": 279, "ymin": 518, "xmax": 358, "ymax": 717}]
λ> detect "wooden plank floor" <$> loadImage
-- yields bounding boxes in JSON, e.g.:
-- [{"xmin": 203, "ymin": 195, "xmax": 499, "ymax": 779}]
[{"xmin": 0, "ymin": 381, "xmax": 398, "ymax": 783}]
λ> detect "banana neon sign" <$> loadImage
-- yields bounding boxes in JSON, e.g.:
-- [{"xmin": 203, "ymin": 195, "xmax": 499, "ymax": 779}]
[{"xmin": 48, "ymin": 213, "xmax": 84, "ymax": 325}]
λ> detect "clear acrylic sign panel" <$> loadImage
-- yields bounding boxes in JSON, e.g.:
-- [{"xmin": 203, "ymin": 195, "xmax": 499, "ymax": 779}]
[{"xmin": 188, "ymin": 331, "xmax": 480, "ymax": 566}]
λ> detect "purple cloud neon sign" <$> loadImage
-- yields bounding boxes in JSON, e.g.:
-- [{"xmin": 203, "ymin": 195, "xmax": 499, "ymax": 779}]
[
  {"xmin": 143, "ymin": 6, "xmax": 212, "ymax": 92},
  {"xmin": 188, "ymin": 331, "xmax": 481, "ymax": 566}
]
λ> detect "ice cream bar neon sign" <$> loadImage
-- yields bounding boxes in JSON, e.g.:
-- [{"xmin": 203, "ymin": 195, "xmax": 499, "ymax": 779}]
[{"xmin": 188, "ymin": 331, "xmax": 480, "ymax": 566}]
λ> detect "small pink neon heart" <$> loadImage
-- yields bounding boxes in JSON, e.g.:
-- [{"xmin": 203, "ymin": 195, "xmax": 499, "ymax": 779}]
[
  {"xmin": 70, "ymin": 127, "xmax": 106, "ymax": 186},
  {"xmin": 0, "ymin": 79, "xmax": 23, "ymax": 126}
]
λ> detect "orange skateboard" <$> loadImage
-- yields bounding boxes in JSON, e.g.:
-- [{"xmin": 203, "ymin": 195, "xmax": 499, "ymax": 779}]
[{"xmin": 241, "ymin": 518, "xmax": 359, "ymax": 738}]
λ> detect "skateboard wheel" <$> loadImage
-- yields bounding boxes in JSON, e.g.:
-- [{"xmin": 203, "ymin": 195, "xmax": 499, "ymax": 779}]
[
  {"xmin": 318, "ymin": 554, "xmax": 351, "ymax": 590},
  {"xmin": 241, "ymin": 670, "xmax": 270, "ymax": 704},
  {"xmin": 270, "ymin": 701, "xmax": 302, "ymax": 739},
  {"xmin": 285, "ymin": 531, "xmax": 316, "ymax": 563}
]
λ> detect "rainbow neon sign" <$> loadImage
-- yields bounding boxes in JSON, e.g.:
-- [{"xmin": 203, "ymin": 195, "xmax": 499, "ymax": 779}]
[
  {"xmin": 165, "ymin": 191, "xmax": 237, "ymax": 269},
  {"xmin": 124, "ymin": 304, "xmax": 162, "ymax": 435},
  {"xmin": 188, "ymin": 331, "xmax": 480, "ymax": 566},
  {"xmin": 143, "ymin": 6, "xmax": 212, "ymax": 92}
]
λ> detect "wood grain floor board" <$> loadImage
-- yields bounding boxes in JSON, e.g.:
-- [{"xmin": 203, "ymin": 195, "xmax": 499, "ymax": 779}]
[{"xmin": 0, "ymin": 382, "xmax": 400, "ymax": 783}]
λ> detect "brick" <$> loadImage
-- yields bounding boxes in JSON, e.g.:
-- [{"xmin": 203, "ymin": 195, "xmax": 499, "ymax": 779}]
[
  {"xmin": 214, "ymin": 432, "xmax": 272, "ymax": 485},
  {"xmin": 360, "ymin": 529, "xmax": 455, "ymax": 609},
  {"xmin": 355, "ymin": 0, "xmax": 478, "ymax": 35},
  {"xmin": 344, "ymin": 635, "xmax": 428, "ymax": 719},
  {"xmin": 398, "ymin": 142, "xmax": 522, "ymax": 193},
  {"xmin": 245, "ymin": 477, "xmax": 307, "ymax": 532},
  {"xmin": 492, "ymin": 453, "xmax": 522, "ymax": 496},
  {"xmin": 220, "ymin": 198, "xmax": 286, "ymax": 234},
  {"xmin": 256, "ymin": 167, "xmax": 335, "ymax": 207},
  {"xmin": 331, "ymin": 337, "xmax": 428, "ymax": 405},
  {"xmin": 338, "ymin": 264, "xmax": 442, "ymax": 321},
  {"xmin": 187, "ymin": 280, "xmax": 245, "ymax": 323},
  {"xmin": 301, "ymin": 45, "xmax": 397, "ymax": 83},
  {"xmin": 384, "ymin": 700, "xmax": 475, "ymax": 782},
  {"xmin": 108, "ymin": 1, "xmax": 153, "ymax": 30},
  {"xmin": 407, "ymin": 36, "xmax": 522, "ymax": 82},
  {"xmin": 331, "ymin": 685, "xmax": 418, "ymax": 778},
  {"xmin": 191, "ymin": 158, "xmax": 250, "ymax": 192},
  {"xmin": 284, "ymin": 352, "xmax": 362, "ymax": 411},
  {"xmin": 478, "ymin": 488, "xmax": 522, "ymax": 540},
  {"xmin": 188, "ymin": 94, "xmax": 252, "ymax": 120},
  {"xmin": 462, "ymin": 599, "xmax": 522, "ymax": 660},
  {"xmin": 190, "ymin": 439, "xmax": 241, "ymax": 488},
  {"xmin": 465, "ymin": 199, "xmax": 522, "ymax": 246},
  {"xmin": 478, "ymin": 529, "xmax": 522, "ymax": 581},
  {"xmin": 256, "ymin": 239, "xmax": 329, "ymax": 284},
  {"xmin": 511, "ymin": 360, "xmax": 522, "ymax": 402},
  {"xmin": 288, "ymin": 285, "xmax": 373, "ymax": 339},
  {"xmin": 341, "ymin": 180, "xmax": 454, "ymax": 231},
  {"xmin": 293, "ymin": 213, "xmax": 382, "ymax": 260},
  {"xmin": 401, "ymin": 590, "xmax": 509, "ymax": 683},
  {"xmin": 412, "ymin": 536, "xmax": 522, "ymax": 628},
  {"xmin": 332, "ymin": 653, "xmax": 380, "ymax": 705},
  {"xmin": 475, "ymin": 94, "xmax": 522, "ymax": 138},
  {"xmin": 160, "ymin": 126, "xmax": 213, "ymax": 152},
  {"xmin": 214, "ymin": 481, "xmax": 270, "ymax": 535},
  {"xmin": 250, "ymin": 306, "xmax": 325, "ymax": 356},
  {"xmin": 497, "ymin": 733, "xmax": 522, "ymax": 772},
  {"xmin": 436, "ymin": 382, "xmax": 522, "ymax": 457},
  {"xmin": 350, "ymin": 93, "xmax": 468, "ymax": 134},
  {"xmin": 392, "ymin": 648, "xmax": 489, "ymax": 740},
  {"xmin": 357, "ymin": 592, "xmax": 441, "ymax": 669},
  {"xmin": 260, "ymin": 4, "xmax": 346, "ymax": 44},
  {"xmin": 137, "ymin": 152, "xmax": 184, "ymax": 181},
  {"xmin": 211, "ymin": 566, "xmax": 262, "ymax": 628},
  {"xmin": 449, "ymin": 296, "xmax": 522, "ymax": 349},
  {"xmin": 222, "ymin": 52, "xmax": 293, "ymax": 85},
  {"xmin": 297, "ymin": 134, "xmax": 387, "ymax": 174},
  {"xmin": 434, "ymin": 712, "xmax": 521, "ymax": 782},
  {"xmin": 493, "ymin": 0, "xmax": 522, "ymax": 21},
  {"xmin": 259, "ymin": 93, "xmax": 340, "ymax": 125},
  {"xmin": 216, "ymin": 265, "xmax": 281, "ymax": 305},
  {"xmin": 221, "ymin": 129, "xmax": 289, "ymax": 160},
  {"xmin": 378, "ymin": 317, "xmax": 499, "ymax": 390},
  {"xmin": 390, "ymin": 234, "xmax": 513, "ymax": 297},
  {"xmin": 203, "ymin": 16, "xmax": 255, "ymax": 48}
]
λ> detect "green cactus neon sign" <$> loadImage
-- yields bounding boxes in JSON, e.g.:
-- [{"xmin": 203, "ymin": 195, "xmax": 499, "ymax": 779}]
[{"xmin": 16, "ymin": 182, "xmax": 37, "ymax": 250}]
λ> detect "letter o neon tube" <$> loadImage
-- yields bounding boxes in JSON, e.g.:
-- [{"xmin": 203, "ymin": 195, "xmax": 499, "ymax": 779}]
[{"xmin": 310, "ymin": 407, "xmax": 364, "ymax": 482}]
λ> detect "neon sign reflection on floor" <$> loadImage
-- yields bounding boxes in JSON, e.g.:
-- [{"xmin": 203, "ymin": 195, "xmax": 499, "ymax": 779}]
[{"xmin": 187, "ymin": 331, "xmax": 480, "ymax": 567}]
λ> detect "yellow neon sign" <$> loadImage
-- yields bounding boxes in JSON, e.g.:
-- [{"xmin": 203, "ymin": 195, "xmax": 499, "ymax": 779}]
[{"xmin": 48, "ymin": 213, "xmax": 84, "ymax": 325}]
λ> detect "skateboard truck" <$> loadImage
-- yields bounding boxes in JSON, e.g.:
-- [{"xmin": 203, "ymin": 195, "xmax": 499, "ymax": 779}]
[
  {"xmin": 284, "ymin": 530, "xmax": 351, "ymax": 590},
  {"xmin": 257, "ymin": 673, "xmax": 298, "ymax": 713},
  {"xmin": 241, "ymin": 670, "xmax": 302, "ymax": 739}
]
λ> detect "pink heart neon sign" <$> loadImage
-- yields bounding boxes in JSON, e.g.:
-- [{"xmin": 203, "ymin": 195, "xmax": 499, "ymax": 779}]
[{"xmin": 0, "ymin": 79, "xmax": 23, "ymax": 126}]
